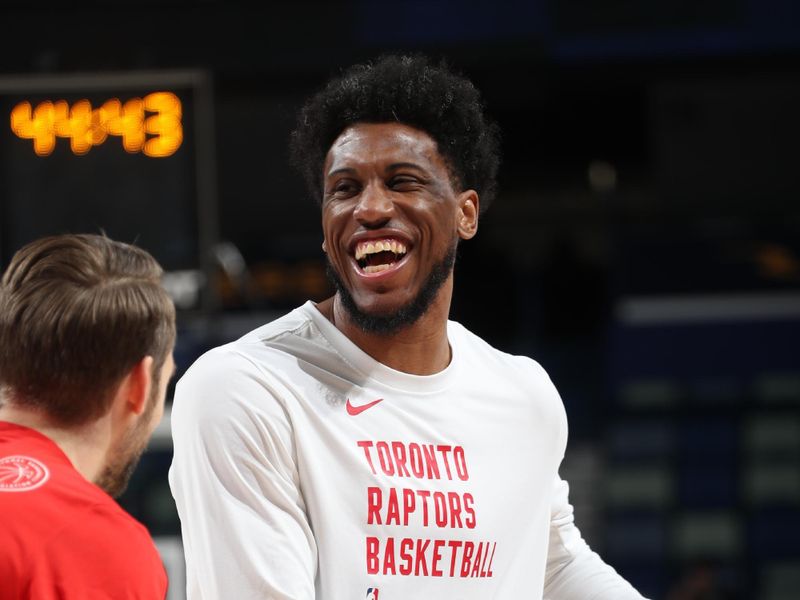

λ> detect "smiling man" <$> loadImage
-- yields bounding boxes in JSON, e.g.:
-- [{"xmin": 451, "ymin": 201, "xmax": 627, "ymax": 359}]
[{"xmin": 169, "ymin": 55, "xmax": 648, "ymax": 599}]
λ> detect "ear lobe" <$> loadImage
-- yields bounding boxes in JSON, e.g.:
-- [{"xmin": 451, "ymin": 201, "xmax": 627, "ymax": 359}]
[
  {"xmin": 321, "ymin": 239, "xmax": 327, "ymax": 253},
  {"xmin": 457, "ymin": 190, "xmax": 479, "ymax": 240}
]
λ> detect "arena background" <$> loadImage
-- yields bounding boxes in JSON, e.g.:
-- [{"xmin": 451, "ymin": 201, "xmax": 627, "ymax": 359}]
[{"xmin": 1, "ymin": 2, "xmax": 799, "ymax": 598}]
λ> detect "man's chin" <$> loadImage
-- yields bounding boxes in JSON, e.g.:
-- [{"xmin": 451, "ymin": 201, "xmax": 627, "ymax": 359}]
[
  {"xmin": 348, "ymin": 295, "xmax": 412, "ymax": 320},
  {"xmin": 325, "ymin": 244, "xmax": 456, "ymax": 336},
  {"xmin": 350, "ymin": 308, "xmax": 421, "ymax": 336},
  {"xmin": 334, "ymin": 284, "xmax": 418, "ymax": 335}
]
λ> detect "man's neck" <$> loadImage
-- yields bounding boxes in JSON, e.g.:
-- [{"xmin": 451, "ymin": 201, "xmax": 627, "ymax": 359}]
[
  {"xmin": 317, "ymin": 289, "xmax": 453, "ymax": 376},
  {"xmin": 0, "ymin": 403, "xmax": 111, "ymax": 484}
]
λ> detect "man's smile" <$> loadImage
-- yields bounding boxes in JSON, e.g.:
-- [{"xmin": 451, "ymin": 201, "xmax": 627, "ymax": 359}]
[{"xmin": 353, "ymin": 237, "xmax": 410, "ymax": 275}]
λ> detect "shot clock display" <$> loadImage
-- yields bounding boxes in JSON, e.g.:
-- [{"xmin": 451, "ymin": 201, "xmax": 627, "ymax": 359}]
[{"xmin": 0, "ymin": 71, "xmax": 217, "ymax": 310}]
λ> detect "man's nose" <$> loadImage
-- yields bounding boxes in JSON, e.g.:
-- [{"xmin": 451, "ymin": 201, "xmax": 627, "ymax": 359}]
[{"xmin": 353, "ymin": 181, "xmax": 394, "ymax": 228}]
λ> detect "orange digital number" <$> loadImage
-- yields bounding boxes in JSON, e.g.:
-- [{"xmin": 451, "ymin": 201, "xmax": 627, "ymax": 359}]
[
  {"xmin": 10, "ymin": 100, "xmax": 68, "ymax": 156},
  {"xmin": 143, "ymin": 92, "xmax": 183, "ymax": 158},
  {"xmin": 9, "ymin": 93, "xmax": 182, "ymax": 157},
  {"xmin": 52, "ymin": 99, "xmax": 109, "ymax": 155},
  {"xmin": 105, "ymin": 98, "xmax": 146, "ymax": 153}
]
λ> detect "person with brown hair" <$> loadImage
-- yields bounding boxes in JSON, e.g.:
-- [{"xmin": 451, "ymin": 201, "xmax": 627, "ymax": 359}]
[{"xmin": 0, "ymin": 233, "xmax": 176, "ymax": 599}]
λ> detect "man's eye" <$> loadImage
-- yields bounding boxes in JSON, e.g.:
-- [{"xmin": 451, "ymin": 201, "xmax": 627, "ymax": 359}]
[
  {"xmin": 331, "ymin": 181, "xmax": 359, "ymax": 195},
  {"xmin": 389, "ymin": 177, "xmax": 419, "ymax": 189}
]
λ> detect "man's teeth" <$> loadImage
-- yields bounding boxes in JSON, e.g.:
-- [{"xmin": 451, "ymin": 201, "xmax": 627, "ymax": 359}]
[
  {"xmin": 354, "ymin": 240, "xmax": 408, "ymax": 261},
  {"xmin": 363, "ymin": 264, "xmax": 392, "ymax": 274}
]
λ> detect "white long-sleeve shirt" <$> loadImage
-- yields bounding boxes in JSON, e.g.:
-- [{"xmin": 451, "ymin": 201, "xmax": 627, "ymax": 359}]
[{"xmin": 169, "ymin": 301, "xmax": 647, "ymax": 599}]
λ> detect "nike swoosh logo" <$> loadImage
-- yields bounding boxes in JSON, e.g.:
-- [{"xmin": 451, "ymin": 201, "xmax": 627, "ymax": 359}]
[{"xmin": 346, "ymin": 398, "xmax": 384, "ymax": 416}]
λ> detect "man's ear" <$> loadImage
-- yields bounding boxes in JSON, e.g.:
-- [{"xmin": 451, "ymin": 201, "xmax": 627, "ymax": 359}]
[
  {"xmin": 457, "ymin": 190, "xmax": 479, "ymax": 240},
  {"xmin": 117, "ymin": 356, "xmax": 154, "ymax": 416}
]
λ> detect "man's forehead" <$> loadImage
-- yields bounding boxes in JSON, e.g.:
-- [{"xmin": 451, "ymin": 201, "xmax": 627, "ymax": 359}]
[
  {"xmin": 333, "ymin": 122, "xmax": 435, "ymax": 147},
  {"xmin": 325, "ymin": 122, "xmax": 442, "ymax": 172}
]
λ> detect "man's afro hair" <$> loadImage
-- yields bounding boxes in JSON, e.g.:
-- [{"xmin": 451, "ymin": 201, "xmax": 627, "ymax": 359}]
[{"xmin": 289, "ymin": 54, "xmax": 501, "ymax": 213}]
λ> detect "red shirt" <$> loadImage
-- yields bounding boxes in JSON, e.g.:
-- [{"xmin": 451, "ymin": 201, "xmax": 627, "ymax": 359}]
[{"xmin": 0, "ymin": 421, "xmax": 167, "ymax": 599}]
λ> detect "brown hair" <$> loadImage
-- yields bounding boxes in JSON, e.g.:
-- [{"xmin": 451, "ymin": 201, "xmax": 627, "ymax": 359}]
[{"xmin": 0, "ymin": 234, "xmax": 176, "ymax": 426}]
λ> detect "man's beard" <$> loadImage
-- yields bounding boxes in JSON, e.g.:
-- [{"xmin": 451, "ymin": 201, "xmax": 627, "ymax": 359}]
[
  {"xmin": 94, "ymin": 422, "xmax": 149, "ymax": 498},
  {"xmin": 94, "ymin": 386, "xmax": 158, "ymax": 498},
  {"xmin": 326, "ymin": 241, "xmax": 457, "ymax": 335}
]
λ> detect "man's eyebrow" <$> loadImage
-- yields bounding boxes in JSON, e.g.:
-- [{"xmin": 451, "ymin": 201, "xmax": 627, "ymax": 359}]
[
  {"xmin": 326, "ymin": 167, "xmax": 357, "ymax": 178},
  {"xmin": 387, "ymin": 162, "xmax": 427, "ymax": 172},
  {"xmin": 326, "ymin": 162, "xmax": 429, "ymax": 178}
]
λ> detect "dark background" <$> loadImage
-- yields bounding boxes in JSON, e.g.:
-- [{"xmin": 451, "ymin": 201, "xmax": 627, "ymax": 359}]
[{"xmin": 1, "ymin": 2, "xmax": 799, "ymax": 598}]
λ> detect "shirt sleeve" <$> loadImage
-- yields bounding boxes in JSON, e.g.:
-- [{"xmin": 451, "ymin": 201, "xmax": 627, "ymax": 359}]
[
  {"xmin": 168, "ymin": 347, "xmax": 317, "ymax": 600},
  {"xmin": 544, "ymin": 475, "xmax": 649, "ymax": 600}
]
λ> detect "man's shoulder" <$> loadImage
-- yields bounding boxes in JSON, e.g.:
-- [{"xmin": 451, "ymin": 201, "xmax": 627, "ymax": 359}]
[
  {"xmin": 449, "ymin": 319, "xmax": 550, "ymax": 379},
  {"xmin": 173, "ymin": 303, "xmax": 332, "ymax": 421},
  {"xmin": 0, "ymin": 459, "xmax": 156, "ymax": 558},
  {"xmin": 0, "ymin": 490, "xmax": 165, "ymax": 598},
  {"xmin": 35, "ymin": 500, "xmax": 166, "ymax": 595},
  {"xmin": 238, "ymin": 302, "xmax": 317, "ymax": 345},
  {"xmin": 0, "ymin": 429, "xmax": 108, "ymax": 514},
  {"xmin": 188, "ymin": 303, "xmax": 317, "ymax": 372},
  {"xmin": 450, "ymin": 321, "xmax": 567, "ymax": 440},
  {"xmin": 77, "ymin": 497, "xmax": 159, "ymax": 546}
]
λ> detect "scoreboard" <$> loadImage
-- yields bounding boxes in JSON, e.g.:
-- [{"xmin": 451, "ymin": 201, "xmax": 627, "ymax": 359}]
[
  {"xmin": 11, "ymin": 92, "xmax": 183, "ymax": 158},
  {"xmin": 0, "ymin": 70, "xmax": 218, "ymax": 310}
]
